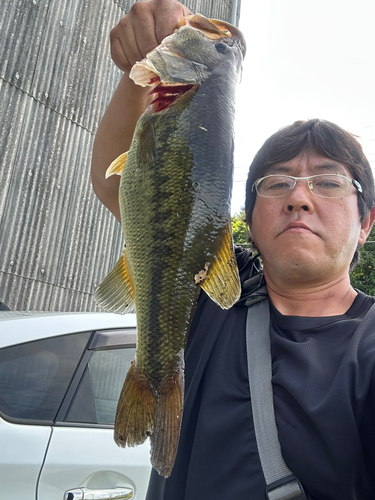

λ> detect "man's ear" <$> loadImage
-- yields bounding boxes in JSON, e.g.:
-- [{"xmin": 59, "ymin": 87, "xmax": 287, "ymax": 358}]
[
  {"xmin": 247, "ymin": 223, "xmax": 255, "ymax": 246},
  {"xmin": 245, "ymin": 209, "xmax": 255, "ymax": 245},
  {"xmin": 359, "ymin": 207, "xmax": 375, "ymax": 245}
]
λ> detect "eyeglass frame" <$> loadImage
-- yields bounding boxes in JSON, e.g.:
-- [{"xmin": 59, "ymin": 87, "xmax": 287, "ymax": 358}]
[{"xmin": 252, "ymin": 173, "xmax": 363, "ymax": 199}]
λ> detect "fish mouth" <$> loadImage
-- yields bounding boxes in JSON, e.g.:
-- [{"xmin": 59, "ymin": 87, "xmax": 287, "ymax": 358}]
[
  {"xmin": 179, "ymin": 14, "xmax": 246, "ymax": 52},
  {"xmin": 179, "ymin": 15, "xmax": 232, "ymax": 39},
  {"xmin": 130, "ymin": 14, "xmax": 246, "ymax": 113},
  {"xmin": 147, "ymin": 83, "xmax": 197, "ymax": 113}
]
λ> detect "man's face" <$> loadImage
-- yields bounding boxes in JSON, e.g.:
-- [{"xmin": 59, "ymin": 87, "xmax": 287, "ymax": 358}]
[{"xmin": 250, "ymin": 149, "xmax": 372, "ymax": 287}]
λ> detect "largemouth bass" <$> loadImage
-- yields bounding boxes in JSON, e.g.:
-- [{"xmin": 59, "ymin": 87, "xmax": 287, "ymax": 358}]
[{"xmin": 95, "ymin": 14, "xmax": 246, "ymax": 477}]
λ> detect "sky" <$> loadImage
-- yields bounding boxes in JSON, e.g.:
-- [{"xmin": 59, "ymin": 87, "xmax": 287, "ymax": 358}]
[{"xmin": 232, "ymin": 0, "xmax": 375, "ymax": 214}]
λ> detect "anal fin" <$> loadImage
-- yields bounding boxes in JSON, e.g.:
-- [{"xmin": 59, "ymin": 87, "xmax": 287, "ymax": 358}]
[
  {"xmin": 94, "ymin": 248, "xmax": 135, "ymax": 314},
  {"xmin": 199, "ymin": 222, "xmax": 241, "ymax": 309}
]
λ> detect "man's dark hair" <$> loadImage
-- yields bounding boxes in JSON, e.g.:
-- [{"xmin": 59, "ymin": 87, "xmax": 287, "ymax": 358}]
[{"xmin": 244, "ymin": 119, "xmax": 375, "ymax": 269}]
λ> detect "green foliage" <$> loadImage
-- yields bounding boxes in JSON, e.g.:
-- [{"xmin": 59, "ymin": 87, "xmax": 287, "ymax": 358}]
[
  {"xmin": 231, "ymin": 210, "xmax": 250, "ymax": 246},
  {"xmin": 350, "ymin": 225, "xmax": 375, "ymax": 296}
]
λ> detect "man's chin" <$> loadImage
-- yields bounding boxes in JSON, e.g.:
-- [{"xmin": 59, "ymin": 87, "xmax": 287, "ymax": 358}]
[{"xmin": 262, "ymin": 252, "xmax": 325, "ymax": 284}]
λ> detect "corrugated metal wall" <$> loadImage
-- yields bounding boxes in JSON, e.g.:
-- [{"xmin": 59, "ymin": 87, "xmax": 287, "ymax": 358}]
[{"xmin": 0, "ymin": 0, "xmax": 241, "ymax": 311}]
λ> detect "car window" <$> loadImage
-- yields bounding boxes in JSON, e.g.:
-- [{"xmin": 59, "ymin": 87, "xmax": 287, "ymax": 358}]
[
  {"xmin": 0, "ymin": 332, "xmax": 91, "ymax": 423},
  {"xmin": 64, "ymin": 347, "xmax": 135, "ymax": 425}
]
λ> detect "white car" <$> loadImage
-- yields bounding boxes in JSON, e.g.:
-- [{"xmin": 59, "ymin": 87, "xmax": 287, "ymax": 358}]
[{"xmin": 0, "ymin": 311, "xmax": 151, "ymax": 500}]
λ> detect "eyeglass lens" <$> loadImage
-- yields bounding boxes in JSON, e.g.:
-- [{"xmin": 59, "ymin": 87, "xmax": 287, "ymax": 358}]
[{"xmin": 256, "ymin": 175, "xmax": 352, "ymax": 198}]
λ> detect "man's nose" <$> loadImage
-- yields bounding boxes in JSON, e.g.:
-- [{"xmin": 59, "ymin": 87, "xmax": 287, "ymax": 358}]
[{"xmin": 284, "ymin": 180, "xmax": 314, "ymax": 213}]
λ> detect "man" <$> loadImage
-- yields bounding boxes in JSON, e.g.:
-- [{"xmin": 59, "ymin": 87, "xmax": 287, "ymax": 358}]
[{"xmin": 91, "ymin": 1, "xmax": 375, "ymax": 498}]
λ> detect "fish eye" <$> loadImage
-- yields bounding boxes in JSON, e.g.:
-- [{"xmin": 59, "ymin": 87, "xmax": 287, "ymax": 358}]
[{"xmin": 215, "ymin": 41, "xmax": 229, "ymax": 54}]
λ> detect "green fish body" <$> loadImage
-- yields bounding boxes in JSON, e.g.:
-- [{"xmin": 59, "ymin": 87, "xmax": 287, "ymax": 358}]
[{"xmin": 95, "ymin": 14, "xmax": 246, "ymax": 477}]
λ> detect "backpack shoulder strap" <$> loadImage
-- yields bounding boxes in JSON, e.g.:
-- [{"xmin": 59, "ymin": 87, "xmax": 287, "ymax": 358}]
[{"xmin": 246, "ymin": 297, "xmax": 307, "ymax": 500}]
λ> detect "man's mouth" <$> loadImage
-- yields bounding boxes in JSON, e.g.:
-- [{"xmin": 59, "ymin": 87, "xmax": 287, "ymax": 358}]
[{"xmin": 280, "ymin": 221, "xmax": 315, "ymax": 235}]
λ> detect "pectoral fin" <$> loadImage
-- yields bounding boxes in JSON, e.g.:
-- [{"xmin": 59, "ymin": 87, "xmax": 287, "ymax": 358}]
[
  {"xmin": 94, "ymin": 248, "xmax": 135, "ymax": 314},
  {"xmin": 198, "ymin": 223, "xmax": 241, "ymax": 309},
  {"xmin": 105, "ymin": 152, "xmax": 128, "ymax": 178}
]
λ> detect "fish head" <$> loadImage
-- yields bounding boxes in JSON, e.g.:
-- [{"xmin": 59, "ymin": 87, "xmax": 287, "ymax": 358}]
[{"xmin": 130, "ymin": 14, "xmax": 246, "ymax": 89}]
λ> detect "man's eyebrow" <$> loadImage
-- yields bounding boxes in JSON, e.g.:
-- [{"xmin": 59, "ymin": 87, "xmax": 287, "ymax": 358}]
[
  {"xmin": 312, "ymin": 162, "xmax": 348, "ymax": 174},
  {"xmin": 266, "ymin": 161, "xmax": 348, "ymax": 175},
  {"xmin": 266, "ymin": 165, "xmax": 292, "ymax": 174}
]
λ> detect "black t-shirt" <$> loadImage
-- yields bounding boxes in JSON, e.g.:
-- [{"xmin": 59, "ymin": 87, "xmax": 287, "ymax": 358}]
[{"xmin": 146, "ymin": 249, "xmax": 375, "ymax": 500}]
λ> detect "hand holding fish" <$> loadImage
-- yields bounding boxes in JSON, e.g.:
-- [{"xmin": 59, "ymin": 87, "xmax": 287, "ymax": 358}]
[{"xmin": 110, "ymin": 0, "xmax": 192, "ymax": 72}]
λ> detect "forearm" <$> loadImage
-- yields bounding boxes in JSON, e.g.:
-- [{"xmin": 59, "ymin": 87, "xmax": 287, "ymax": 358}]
[
  {"xmin": 91, "ymin": 72, "xmax": 151, "ymax": 220},
  {"xmin": 91, "ymin": 0, "xmax": 191, "ymax": 221}
]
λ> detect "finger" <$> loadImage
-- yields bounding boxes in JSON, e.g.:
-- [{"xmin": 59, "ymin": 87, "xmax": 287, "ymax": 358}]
[
  {"xmin": 129, "ymin": 4, "xmax": 160, "ymax": 59},
  {"xmin": 110, "ymin": 15, "xmax": 147, "ymax": 71},
  {"xmin": 110, "ymin": 33, "xmax": 131, "ymax": 72},
  {"xmin": 110, "ymin": 0, "xmax": 193, "ymax": 72},
  {"xmin": 153, "ymin": 2, "xmax": 192, "ymax": 44}
]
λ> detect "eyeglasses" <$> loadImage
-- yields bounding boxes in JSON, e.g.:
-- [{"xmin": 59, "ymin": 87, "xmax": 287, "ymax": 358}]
[{"xmin": 252, "ymin": 174, "xmax": 363, "ymax": 199}]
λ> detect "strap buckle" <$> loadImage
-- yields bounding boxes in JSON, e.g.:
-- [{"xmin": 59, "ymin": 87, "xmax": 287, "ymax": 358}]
[{"xmin": 266, "ymin": 474, "xmax": 307, "ymax": 500}]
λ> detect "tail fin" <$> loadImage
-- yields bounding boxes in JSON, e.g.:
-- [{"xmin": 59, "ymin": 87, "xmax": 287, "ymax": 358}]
[
  {"xmin": 114, "ymin": 361, "xmax": 156, "ymax": 447},
  {"xmin": 150, "ymin": 370, "xmax": 184, "ymax": 477},
  {"xmin": 114, "ymin": 362, "xmax": 184, "ymax": 478}
]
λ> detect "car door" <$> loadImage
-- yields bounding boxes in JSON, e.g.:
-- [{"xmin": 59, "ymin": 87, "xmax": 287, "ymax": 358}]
[
  {"xmin": 0, "ymin": 329, "xmax": 92, "ymax": 500},
  {"xmin": 37, "ymin": 328, "xmax": 151, "ymax": 500}
]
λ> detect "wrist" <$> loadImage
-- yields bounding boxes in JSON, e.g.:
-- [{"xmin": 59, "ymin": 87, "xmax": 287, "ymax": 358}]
[{"xmin": 119, "ymin": 72, "xmax": 152, "ymax": 107}]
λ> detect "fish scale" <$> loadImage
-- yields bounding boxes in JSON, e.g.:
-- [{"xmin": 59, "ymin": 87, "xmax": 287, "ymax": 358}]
[{"xmin": 95, "ymin": 14, "xmax": 246, "ymax": 477}]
